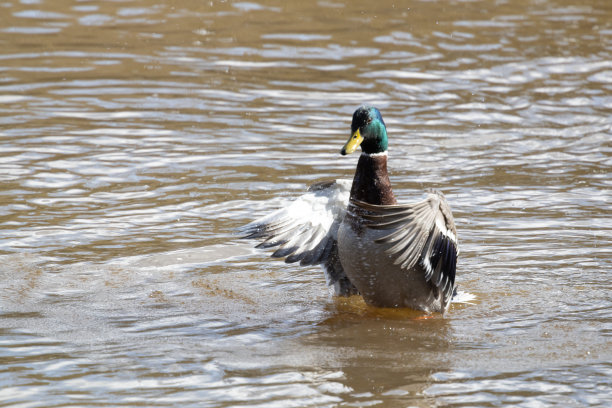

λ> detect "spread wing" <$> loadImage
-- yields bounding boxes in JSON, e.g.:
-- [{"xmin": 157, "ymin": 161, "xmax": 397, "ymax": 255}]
[
  {"xmin": 353, "ymin": 189, "xmax": 458, "ymax": 303},
  {"xmin": 240, "ymin": 179, "xmax": 357, "ymax": 295}
]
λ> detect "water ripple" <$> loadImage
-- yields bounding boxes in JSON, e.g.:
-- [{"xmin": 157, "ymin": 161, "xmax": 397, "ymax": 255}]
[{"xmin": 0, "ymin": 0, "xmax": 611, "ymax": 406}]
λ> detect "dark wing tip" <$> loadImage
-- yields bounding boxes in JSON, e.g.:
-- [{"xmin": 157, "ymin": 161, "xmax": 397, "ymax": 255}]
[
  {"xmin": 308, "ymin": 180, "xmax": 336, "ymax": 192},
  {"xmin": 424, "ymin": 233, "xmax": 457, "ymax": 302},
  {"xmin": 237, "ymin": 223, "xmax": 264, "ymax": 239}
]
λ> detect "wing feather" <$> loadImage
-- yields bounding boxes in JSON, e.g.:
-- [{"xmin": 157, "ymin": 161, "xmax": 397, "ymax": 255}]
[
  {"xmin": 353, "ymin": 189, "xmax": 459, "ymax": 303},
  {"xmin": 240, "ymin": 179, "xmax": 357, "ymax": 295}
]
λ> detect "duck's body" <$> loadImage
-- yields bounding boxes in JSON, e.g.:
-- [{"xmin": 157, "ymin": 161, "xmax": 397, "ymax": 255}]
[
  {"xmin": 242, "ymin": 106, "xmax": 458, "ymax": 314},
  {"xmin": 339, "ymin": 214, "xmax": 445, "ymax": 310},
  {"xmin": 337, "ymin": 151, "xmax": 454, "ymax": 311}
]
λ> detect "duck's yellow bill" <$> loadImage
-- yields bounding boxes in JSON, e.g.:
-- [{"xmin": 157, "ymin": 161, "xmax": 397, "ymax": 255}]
[{"xmin": 340, "ymin": 129, "xmax": 364, "ymax": 155}]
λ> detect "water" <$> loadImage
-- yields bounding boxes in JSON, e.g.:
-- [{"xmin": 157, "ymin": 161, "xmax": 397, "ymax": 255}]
[{"xmin": 1, "ymin": 0, "xmax": 611, "ymax": 406}]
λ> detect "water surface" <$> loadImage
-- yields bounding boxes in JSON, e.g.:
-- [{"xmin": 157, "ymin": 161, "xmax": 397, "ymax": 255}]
[{"xmin": 1, "ymin": 0, "xmax": 611, "ymax": 406}]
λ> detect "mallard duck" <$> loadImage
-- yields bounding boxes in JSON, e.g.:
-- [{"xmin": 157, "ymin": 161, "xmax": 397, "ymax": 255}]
[{"xmin": 242, "ymin": 106, "xmax": 458, "ymax": 313}]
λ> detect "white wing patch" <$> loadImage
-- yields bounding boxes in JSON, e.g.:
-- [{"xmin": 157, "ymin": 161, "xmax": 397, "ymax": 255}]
[{"xmin": 240, "ymin": 179, "xmax": 351, "ymax": 266}]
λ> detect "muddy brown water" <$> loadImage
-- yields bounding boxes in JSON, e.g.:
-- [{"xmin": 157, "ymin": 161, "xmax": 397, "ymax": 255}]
[{"xmin": 1, "ymin": 0, "xmax": 611, "ymax": 406}]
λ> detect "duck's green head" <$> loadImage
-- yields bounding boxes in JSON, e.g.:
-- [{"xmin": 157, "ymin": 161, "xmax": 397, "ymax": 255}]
[{"xmin": 341, "ymin": 105, "xmax": 388, "ymax": 155}]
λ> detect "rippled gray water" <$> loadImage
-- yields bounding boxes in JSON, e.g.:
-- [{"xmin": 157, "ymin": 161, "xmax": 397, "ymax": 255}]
[{"xmin": 1, "ymin": 0, "xmax": 611, "ymax": 406}]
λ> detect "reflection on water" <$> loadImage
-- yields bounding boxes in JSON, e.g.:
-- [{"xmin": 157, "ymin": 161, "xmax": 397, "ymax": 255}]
[{"xmin": 1, "ymin": 0, "xmax": 611, "ymax": 406}]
